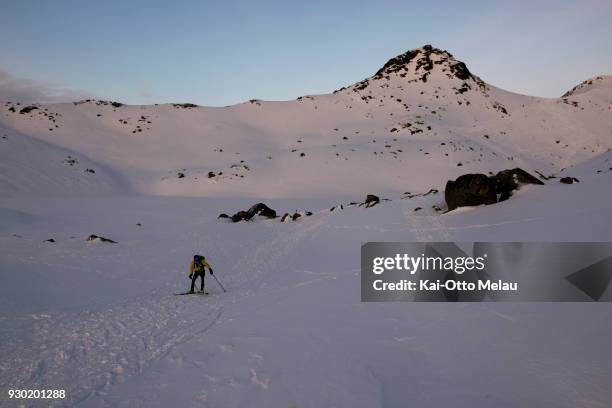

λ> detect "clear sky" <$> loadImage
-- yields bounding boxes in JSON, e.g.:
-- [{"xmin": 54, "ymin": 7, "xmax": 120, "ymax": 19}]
[{"xmin": 1, "ymin": 0, "xmax": 611, "ymax": 105}]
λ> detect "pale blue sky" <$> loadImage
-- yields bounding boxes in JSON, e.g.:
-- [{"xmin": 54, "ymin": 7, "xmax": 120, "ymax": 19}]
[{"xmin": 1, "ymin": 0, "xmax": 611, "ymax": 105}]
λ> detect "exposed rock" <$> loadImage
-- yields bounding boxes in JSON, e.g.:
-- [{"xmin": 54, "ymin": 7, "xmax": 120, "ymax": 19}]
[
  {"xmin": 19, "ymin": 106, "xmax": 38, "ymax": 114},
  {"xmin": 63, "ymin": 156, "xmax": 78, "ymax": 166},
  {"xmin": 280, "ymin": 211, "xmax": 309, "ymax": 222},
  {"xmin": 249, "ymin": 203, "xmax": 277, "ymax": 219},
  {"xmin": 172, "ymin": 103, "xmax": 198, "ymax": 109},
  {"xmin": 492, "ymin": 102, "xmax": 508, "ymax": 115},
  {"xmin": 562, "ymin": 76, "xmax": 604, "ymax": 98},
  {"xmin": 361, "ymin": 194, "xmax": 380, "ymax": 208},
  {"xmin": 86, "ymin": 234, "xmax": 117, "ymax": 243},
  {"xmin": 223, "ymin": 203, "xmax": 277, "ymax": 223},
  {"xmin": 355, "ymin": 45, "xmax": 488, "ymax": 91},
  {"xmin": 403, "ymin": 188, "xmax": 438, "ymax": 199},
  {"xmin": 231, "ymin": 211, "xmax": 251, "ymax": 222},
  {"xmin": 560, "ymin": 177, "xmax": 580, "ymax": 184},
  {"xmin": 490, "ymin": 168, "xmax": 544, "ymax": 201},
  {"xmin": 177, "ymin": 172, "xmax": 185, "ymax": 178},
  {"xmin": 445, "ymin": 168, "xmax": 544, "ymax": 211},
  {"xmin": 445, "ymin": 174, "xmax": 497, "ymax": 211},
  {"xmin": 535, "ymin": 170, "xmax": 556, "ymax": 180}
]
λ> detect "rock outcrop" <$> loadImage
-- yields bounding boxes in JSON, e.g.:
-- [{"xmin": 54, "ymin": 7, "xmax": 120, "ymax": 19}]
[
  {"xmin": 445, "ymin": 168, "xmax": 544, "ymax": 211},
  {"xmin": 220, "ymin": 203, "xmax": 277, "ymax": 222},
  {"xmin": 86, "ymin": 234, "xmax": 117, "ymax": 243}
]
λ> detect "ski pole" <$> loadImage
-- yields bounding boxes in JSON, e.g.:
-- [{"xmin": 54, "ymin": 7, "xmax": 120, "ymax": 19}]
[{"xmin": 212, "ymin": 273, "xmax": 227, "ymax": 292}]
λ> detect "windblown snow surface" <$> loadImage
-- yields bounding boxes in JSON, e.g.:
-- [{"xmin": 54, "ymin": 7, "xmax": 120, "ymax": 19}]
[{"xmin": 1, "ymin": 46, "xmax": 612, "ymax": 407}]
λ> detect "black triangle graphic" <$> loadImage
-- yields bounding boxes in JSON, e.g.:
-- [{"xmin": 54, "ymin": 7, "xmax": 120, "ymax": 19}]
[{"xmin": 565, "ymin": 256, "xmax": 612, "ymax": 301}]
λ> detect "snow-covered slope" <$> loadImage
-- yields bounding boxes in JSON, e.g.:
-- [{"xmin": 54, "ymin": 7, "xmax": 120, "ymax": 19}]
[
  {"xmin": 1, "ymin": 45, "xmax": 610, "ymax": 199},
  {"xmin": 1, "ymin": 46, "xmax": 611, "ymax": 408}
]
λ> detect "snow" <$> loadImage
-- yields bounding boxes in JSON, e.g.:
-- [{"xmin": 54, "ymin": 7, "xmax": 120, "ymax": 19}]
[{"xmin": 1, "ymin": 46, "xmax": 611, "ymax": 407}]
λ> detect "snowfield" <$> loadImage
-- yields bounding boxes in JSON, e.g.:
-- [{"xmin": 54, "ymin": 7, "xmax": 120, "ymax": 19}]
[{"xmin": 1, "ymin": 46, "xmax": 611, "ymax": 407}]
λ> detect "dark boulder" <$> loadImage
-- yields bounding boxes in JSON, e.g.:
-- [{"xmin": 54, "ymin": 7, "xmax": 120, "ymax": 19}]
[
  {"xmin": 490, "ymin": 168, "xmax": 544, "ymax": 201},
  {"xmin": 223, "ymin": 203, "xmax": 277, "ymax": 222},
  {"xmin": 445, "ymin": 168, "xmax": 544, "ymax": 211},
  {"xmin": 362, "ymin": 194, "xmax": 380, "ymax": 208},
  {"xmin": 560, "ymin": 177, "xmax": 579, "ymax": 184},
  {"xmin": 230, "ymin": 211, "xmax": 251, "ymax": 223},
  {"xmin": 248, "ymin": 203, "xmax": 277, "ymax": 219},
  {"xmin": 445, "ymin": 174, "xmax": 497, "ymax": 211},
  {"xmin": 19, "ymin": 106, "xmax": 38, "ymax": 114}
]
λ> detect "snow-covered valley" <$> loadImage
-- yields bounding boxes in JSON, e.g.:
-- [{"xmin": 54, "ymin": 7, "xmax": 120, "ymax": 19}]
[{"xmin": 1, "ymin": 45, "xmax": 612, "ymax": 407}]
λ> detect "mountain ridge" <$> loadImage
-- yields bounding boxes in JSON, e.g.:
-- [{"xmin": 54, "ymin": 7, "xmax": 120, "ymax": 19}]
[{"xmin": 1, "ymin": 45, "xmax": 610, "ymax": 199}]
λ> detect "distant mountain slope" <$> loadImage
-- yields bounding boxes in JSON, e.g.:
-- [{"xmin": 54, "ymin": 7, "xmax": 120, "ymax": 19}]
[
  {"xmin": 0, "ymin": 124, "xmax": 127, "ymax": 197},
  {"xmin": 1, "ymin": 46, "xmax": 610, "ymax": 198}
]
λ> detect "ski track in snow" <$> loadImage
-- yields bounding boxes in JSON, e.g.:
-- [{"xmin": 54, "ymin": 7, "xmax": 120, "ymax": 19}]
[
  {"xmin": 0, "ymin": 211, "xmax": 331, "ymax": 407},
  {"xmin": 0, "ymin": 293, "xmax": 224, "ymax": 406}
]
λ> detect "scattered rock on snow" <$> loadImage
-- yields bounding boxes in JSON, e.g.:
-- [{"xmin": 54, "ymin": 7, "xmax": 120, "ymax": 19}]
[
  {"xmin": 280, "ymin": 211, "xmax": 310, "ymax": 222},
  {"xmin": 86, "ymin": 234, "xmax": 117, "ymax": 243},
  {"xmin": 403, "ymin": 188, "xmax": 438, "ymax": 199}
]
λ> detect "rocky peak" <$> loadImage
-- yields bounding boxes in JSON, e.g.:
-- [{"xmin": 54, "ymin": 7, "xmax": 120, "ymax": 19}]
[{"xmin": 339, "ymin": 45, "xmax": 487, "ymax": 94}]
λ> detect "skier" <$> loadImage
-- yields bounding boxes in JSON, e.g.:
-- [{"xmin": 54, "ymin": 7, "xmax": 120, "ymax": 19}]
[{"xmin": 189, "ymin": 254, "xmax": 214, "ymax": 294}]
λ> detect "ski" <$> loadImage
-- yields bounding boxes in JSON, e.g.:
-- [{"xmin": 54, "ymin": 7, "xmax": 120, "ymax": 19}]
[{"xmin": 174, "ymin": 291, "xmax": 209, "ymax": 296}]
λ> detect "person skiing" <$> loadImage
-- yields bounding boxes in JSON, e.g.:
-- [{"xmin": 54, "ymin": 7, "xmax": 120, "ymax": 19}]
[{"xmin": 189, "ymin": 254, "xmax": 213, "ymax": 294}]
